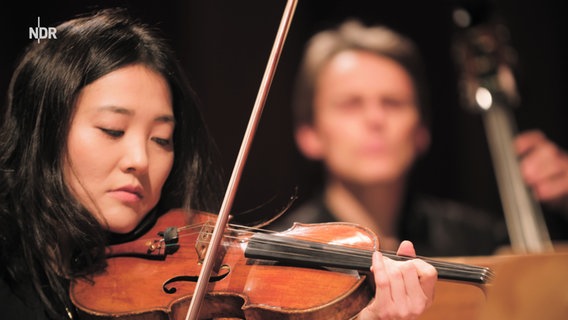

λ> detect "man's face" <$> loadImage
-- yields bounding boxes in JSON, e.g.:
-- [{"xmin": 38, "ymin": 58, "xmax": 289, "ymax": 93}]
[{"xmin": 300, "ymin": 50, "xmax": 429, "ymax": 185}]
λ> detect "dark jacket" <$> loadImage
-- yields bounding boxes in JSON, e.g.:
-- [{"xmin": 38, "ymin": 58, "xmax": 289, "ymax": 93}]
[{"xmin": 267, "ymin": 191, "xmax": 510, "ymax": 257}]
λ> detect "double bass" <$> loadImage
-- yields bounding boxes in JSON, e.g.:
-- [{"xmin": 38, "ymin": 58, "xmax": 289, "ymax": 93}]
[
  {"xmin": 451, "ymin": 3, "xmax": 554, "ymax": 254},
  {"xmin": 418, "ymin": 4, "xmax": 568, "ymax": 320}
]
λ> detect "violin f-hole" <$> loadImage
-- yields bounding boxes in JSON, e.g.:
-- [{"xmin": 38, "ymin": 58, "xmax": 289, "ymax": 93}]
[{"xmin": 162, "ymin": 265, "xmax": 231, "ymax": 294}]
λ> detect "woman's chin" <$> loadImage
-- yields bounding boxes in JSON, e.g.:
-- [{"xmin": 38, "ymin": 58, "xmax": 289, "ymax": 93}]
[
  {"xmin": 104, "ymin": 215, "xmax": 145, "ymax": 234},
  {"xmin": 107, "ymin": 223, "xmax": 139, "ymax": 234},
  {"xmin": 98, "ymin": 205, "xmax": 149, "ymax": 234}
]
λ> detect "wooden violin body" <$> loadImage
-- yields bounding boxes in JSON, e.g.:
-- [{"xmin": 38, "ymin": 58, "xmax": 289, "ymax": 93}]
[
  {"xmin": 70, "ymin": 209, "xmax": 375, "ymax": 319},
  {"xmin": 71, "ymin": 209, "xmax": 496, "ymax": 319}
]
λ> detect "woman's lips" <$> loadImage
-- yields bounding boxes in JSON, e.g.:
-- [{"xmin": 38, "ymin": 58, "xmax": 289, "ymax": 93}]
[{"xmin": 109, "ymin": 187, "xmax": 143, "ymax": 203}]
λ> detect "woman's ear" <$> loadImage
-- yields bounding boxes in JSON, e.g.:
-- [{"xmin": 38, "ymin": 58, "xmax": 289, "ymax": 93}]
[
  {"xmin": 295, "ymin": 124, "xmax": 324, "ymax": 160},
  {"xmin": 415, "ymin": 124, "xmax": 431, "ymax": 156}
]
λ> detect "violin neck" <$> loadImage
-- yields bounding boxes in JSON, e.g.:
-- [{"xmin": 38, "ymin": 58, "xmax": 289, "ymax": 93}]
[{"xmin": 245, "ymin": 233, "xmax": 493, "ymax": 285}]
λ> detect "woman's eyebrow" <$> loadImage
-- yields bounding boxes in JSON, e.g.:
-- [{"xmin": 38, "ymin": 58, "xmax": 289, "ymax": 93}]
[
  {"xmin": 97, "ymin": 105, "xmax": 175, "ymax": 124},
  {"xmin": 155, "ymin": 114, "xmax": 175, "ymax": 124},
  {"xmin": 96, "ymin": 105, "xmax": 133, "ymax": 115}
]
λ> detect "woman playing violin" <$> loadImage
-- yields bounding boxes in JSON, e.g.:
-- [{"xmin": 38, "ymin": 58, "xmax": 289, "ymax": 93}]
[{"xmin": 0, "ymin": 8, "xmax": 436, "ymax": 319}]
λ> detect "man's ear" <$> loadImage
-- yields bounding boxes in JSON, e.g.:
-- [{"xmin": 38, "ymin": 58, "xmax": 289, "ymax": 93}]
[
  {"xmin": 295, "ymin": 124, "xmax": 324, "ymax": 160},
  {"xmin": 415, "ymin": 124, "xmax": 431, "ymax": 156}
]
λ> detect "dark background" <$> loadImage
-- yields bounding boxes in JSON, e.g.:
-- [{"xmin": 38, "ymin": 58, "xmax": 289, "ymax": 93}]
[{"xmin": 2, "ymin": 0, "xmax": 567, "ymax": 225}]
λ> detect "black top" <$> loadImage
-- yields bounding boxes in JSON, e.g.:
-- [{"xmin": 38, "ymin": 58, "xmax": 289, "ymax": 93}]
[
  {"xmin": 267, "ymin": 191, "xmax": 510, "ymax": 257},
  {"xmin": 0, "ymin": 273, "xmax": 50, "ymax": 320}
]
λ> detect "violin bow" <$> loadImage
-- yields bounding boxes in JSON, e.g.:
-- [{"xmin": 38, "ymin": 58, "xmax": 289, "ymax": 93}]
[{"xmin": 184, "ymin": 1, "xmax": 299, "ymax": 319}]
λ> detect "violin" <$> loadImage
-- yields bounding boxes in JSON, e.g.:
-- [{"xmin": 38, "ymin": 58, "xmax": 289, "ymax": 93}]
[{"xmin": 70, "ymin": 209, "xmax": 493, "ymax": 319}]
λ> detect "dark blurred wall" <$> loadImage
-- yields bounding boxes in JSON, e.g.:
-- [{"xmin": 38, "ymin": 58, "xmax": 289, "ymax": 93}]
[{"xmin": 2, "ymin": 0, "xmax": 567, "ymax": 224}]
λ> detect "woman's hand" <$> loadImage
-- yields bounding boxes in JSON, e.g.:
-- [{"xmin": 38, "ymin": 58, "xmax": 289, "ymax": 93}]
[{"xmin": 358, "ymin": 240, "xmax": 437, "ymax": 320}]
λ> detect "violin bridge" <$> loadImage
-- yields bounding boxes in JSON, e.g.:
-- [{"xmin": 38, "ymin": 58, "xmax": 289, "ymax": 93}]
[
  {"xmin": 194, "ymin": 220, "xmax": 228, "ymax": 273},
  {"xmin": 195, "ymin": 220, "xmax": 215, "ymax": 263}
]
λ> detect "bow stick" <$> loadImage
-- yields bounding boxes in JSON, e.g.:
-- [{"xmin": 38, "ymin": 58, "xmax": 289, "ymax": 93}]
[{"xmin": 185, "ymin": 1, "xmax": 299, "ymax": 319}]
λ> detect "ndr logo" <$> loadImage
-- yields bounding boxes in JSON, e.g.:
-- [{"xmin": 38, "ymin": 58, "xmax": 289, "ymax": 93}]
[{"xmin": 29, "ymin": 17, "xmax": 57, "ymax": 43}]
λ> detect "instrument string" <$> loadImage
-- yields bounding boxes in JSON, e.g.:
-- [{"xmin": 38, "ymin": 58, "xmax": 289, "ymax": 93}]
[{"xmin": 156, "ymin": 222, "xmax": 493, "ymax": 282}]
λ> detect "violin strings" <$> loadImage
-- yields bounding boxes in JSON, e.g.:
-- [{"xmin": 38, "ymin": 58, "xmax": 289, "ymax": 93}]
[
  {"xmin": 188, "ymin": 228, "xmax": 493, "ymax": 282},
  {"xmin": 187, "ymin": 225, "xmax": 477, "ymax": 269},
  {"xmin": 156, "ymin": 222, "xmax": 271, "ymax": 252},
  {"xmin": 234, "ymin": 227, "xmax": 490, "ymax": 277},
  {"xmin": 139, "ymin": 221, "xmax": 493, "ymax": 282},
  {"xmin": 244, "ymin": 235, "xmax": 493, "ymax": 283}
]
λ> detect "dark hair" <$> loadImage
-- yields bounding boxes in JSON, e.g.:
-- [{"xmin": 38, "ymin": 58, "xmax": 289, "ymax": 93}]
[
  {"xmin": 292, "ymin": 19, "xmax": 431, "ymax": 128},
  {"xmin": 0, "ymin": 8, "xmax": 221, "ymax": 318}
]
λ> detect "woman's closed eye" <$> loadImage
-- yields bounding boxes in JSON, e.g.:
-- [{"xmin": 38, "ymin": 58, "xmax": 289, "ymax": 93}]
[
  {"xmin": 99, "ymin": 127, "xmax": 124, "ymax": 138},
  {"xmin": 152, "ymin": 137, "xmax": 172, "ymax": 147},
  {"xmin": 97, "ymin": 127, "xmax": 172, "ymax": 148}
]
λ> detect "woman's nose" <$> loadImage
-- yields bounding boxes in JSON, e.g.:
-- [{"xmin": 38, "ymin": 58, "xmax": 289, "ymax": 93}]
[{"xmin": 120, "ymin": 140, "xmax": 149, "ymax": 174}]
